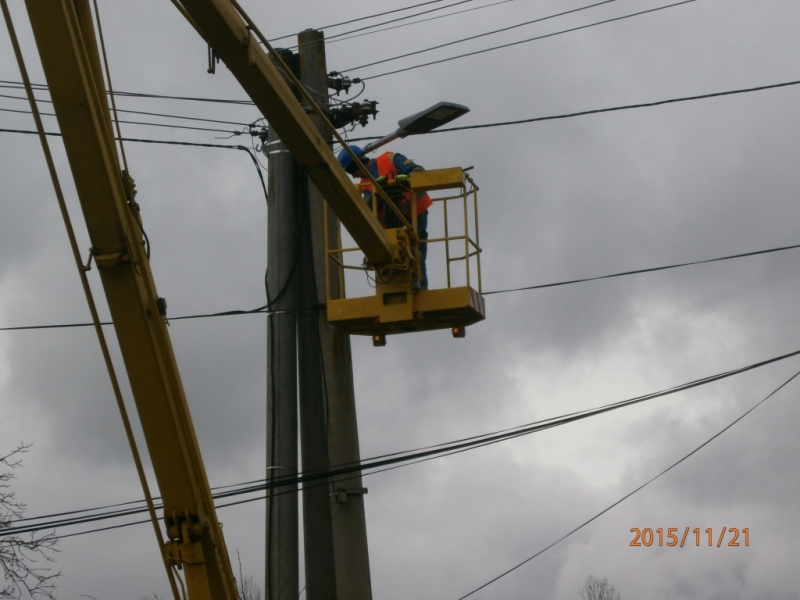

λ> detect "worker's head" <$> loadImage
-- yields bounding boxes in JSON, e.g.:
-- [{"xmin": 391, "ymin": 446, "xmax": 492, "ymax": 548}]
[{"xmin": 337, "ymin": 145, "xmax": 366, "ymax": 176}]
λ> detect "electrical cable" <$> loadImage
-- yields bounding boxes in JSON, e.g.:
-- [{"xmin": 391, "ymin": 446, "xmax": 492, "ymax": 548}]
[
  {"xmin": 330, "ymin": 77, "xmax": 800, "ymax": 144},
  {"xmin": 249, "ymin": 118, "xmax": 270, "ymax": 170},
  {"xmin": 7, "ymin": 76, "xmax": 800, "ymax": 142},
  {"xmin": 3, "ymin": 241, "xmax": 798, "ymax": 332},
  {"xmin": 361, "ymin": 0, "xmax": 698, "ymax": 79},
  {"xmin": 0, "ymin": 127, "xmax": 246, "ymax": 146},
  {"xmin": 0, "ymin": 79, "xmax": 254, "ymax": 106},
  {"xmin": 6, "ymin": 80, "xmax": 800, "ymax": 145},
  {"xmin": 322, "ymin": 0, "xmax": 519, "ymax": 46},
  {"xmin": 7, "ymin": 477, "xmax": 271, "ymax": 527},
  {"xmin": 482, "ymin": 242, "xmax": 800, "ymax": 295},
  {"xmin": 434, "ymin": 79, "xmax": 800, "ymax": 133},
  {"xmin": 311, "ymin": 0, "xmax": 477, "ymax": 45},
  {"xmin": 0, "ymin": 106, "xmax": 245, "ymax": 135},
  {"xmin": 12, "ymin": 345, "xmax": 800, "ymax": 538},
  {"xmin": 119, "ymin": 137, "xmax": 270, "ymax": 208},
  {"xmin": 5, "ymin": 346, "xmax": 800, "ymax": 539},
  {"xmin": 75, "ymin": 332, "xmax": 800, "ymax": 544},
  {"xmin": 0, "ymin": 91, "xmax": 46, "ymax": 102},
  {"xmin": 343, "ymin": 0, "xmax": 620, "ymax": 72},
  {"xmin": 220, "ymin": 346, "xmax": 800, "ymax": 491},
  {"xmin": 456, "ymin": 368, "xmax": 800, "ymax": 599},
  {"xmin": 269, "ymin": 0, "xmax": 454, "ymax": 42},
  {"xmin": 114, "ymin": 107, "xmax": 249, "ymax": 127},
  {"xmin": 109, "ymin": 89, "xmax": 254, "ymax": 105},
  {"xmin": 0, "ymin": 85, "xmax": 252, "ymax": 126}
]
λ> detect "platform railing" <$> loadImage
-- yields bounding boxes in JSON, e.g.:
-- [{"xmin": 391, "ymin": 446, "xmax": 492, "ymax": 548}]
[{"xmin": 324, "ymin": 167, "xmax": 482, "ymax": 304}]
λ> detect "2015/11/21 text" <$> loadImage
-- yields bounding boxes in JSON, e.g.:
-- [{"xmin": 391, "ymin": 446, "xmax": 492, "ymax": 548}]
[{"xmin": 630, "ymin": 527, "xmax": 749, "ymax": 547}]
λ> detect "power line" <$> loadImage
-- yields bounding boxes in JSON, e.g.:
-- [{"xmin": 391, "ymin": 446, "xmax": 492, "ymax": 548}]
[
  {"xmin": 0, "ymin": 127, "xmax": 253, "ymax": 148},
  {"xmin": 0, "ymin": 84, "xmax": 254, "ymax": 127},
  {"xmin": 0, "ymin": 106, "xmax": 246, "ymax": 135},
  {"xmin": 326, "ymin": 76, "xmax": 800, "ymax": 148},
  {"xmin": 115, "ymin": 107, "xmax": 250, "ymax": 127},
  {"xmin": 0, "ymin": 79, "xmax": 254, "ymax": 106},
  {"xmin": 343, "ymin": 0, "xmax": 620, "ymax": 72},
  {"xmin": 362, "ymin": 0, "xmax": 698, "ymax": 79},
  {"xmin": 483, "ymin": 242, "xmax": 800, "ymax": 295},
  {"xmin": 5, "ymin": 346, "xmax": 800, "ymax": 539},
  {"xmin": 323, "ymin": 0, "xmax": 519, "ymax": 46},
  {"xmin": 0, "ymin": 126, "xmax": 62, "ymax": 137},
  {"xmin": 6, "ymin": 478, "xmax": 266, "ymax": 529},
  {"xmin": 0, "ymin": 81, "xmax": 255, "ymax": 106},
  {"xmin": 1, "ymin": 78, "xmax": 354, "ymax": 117},
  {"xmin": 0, "ymin": 81, "xmax": 47, "ymax": 91},
  {"xmin": 319, "ymin": 0, "xmax": 477, "ymax": 44},
  {"xmin": 5, "ymin": 75, "xmax": 800, "ymax": 137},
  {"xmin": 456, "ymin": 368, "xmax": 800, "ymax": 599},
  {"xmin": 0, "ymin": 90, "xmax": 49, "ymax": 102},
  {"xmin": 106, "ymin": 88, "xmax": 254, "ymax": 106},
  {"xmin": 26, "ymin": 348, "xmax": 800, "ymax": 536},
  {"xmin": 3, "ymin": 241, "xmax": 798, "ymax": 332},
  {"xmin": 433, "ymin": 78, "xmax": 800, "ymax": 133},
  {"xmin": 38, "ymin": 340, "xmax": 793, "ymax": 546},
  {"xmin": 343, "ymin": 77, "xmax": 800, "ymax": 140},
  {"xmin": 269, "ymin": 0, "xmax": 455, "ymax": 42}
]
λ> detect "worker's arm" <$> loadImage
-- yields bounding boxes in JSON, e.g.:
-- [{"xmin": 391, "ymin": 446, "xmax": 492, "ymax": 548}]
[
  {"xmin": 393, "ymin": 153, "xmax": 426, "ymax": 178},
  {"xmin": 392, "ymin": 154, "xmax": 432, "ymax": 213}
]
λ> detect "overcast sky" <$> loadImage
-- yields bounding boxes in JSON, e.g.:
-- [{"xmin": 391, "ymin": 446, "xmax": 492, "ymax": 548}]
[{"xmin": 2, "ymin": 0, "xmax": 800, "ymax": 598}]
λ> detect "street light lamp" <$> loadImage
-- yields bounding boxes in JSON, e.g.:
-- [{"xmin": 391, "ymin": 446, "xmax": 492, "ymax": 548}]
[{"xmin": 362, "ymin": 101, "xmax": 469, "ymax": 154}]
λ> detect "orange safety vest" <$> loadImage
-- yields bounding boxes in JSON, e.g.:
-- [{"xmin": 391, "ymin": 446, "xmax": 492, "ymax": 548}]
[{"xmin": 360, "ymin": 153, "xmax": 432, "ymax": 227}]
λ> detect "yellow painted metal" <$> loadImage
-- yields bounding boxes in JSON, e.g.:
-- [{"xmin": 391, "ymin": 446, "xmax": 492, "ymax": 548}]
[
  {"xmin": 177, "ymin": 0, "xmax": 395, "ymax": 266},
  {"xmin": 326, "ymin": 168, "xmax": 485, "ymax": 338},
  {"xmin": 24, "ymin": 2, "xmax": 237, "ymax": 598},
  {"xmin": 408, "ymin": 167, "xmax": 466, "ymax": 192},
  {"xmin": 327, "ymin": 287, "xmax": 486, "ymax": 336}
]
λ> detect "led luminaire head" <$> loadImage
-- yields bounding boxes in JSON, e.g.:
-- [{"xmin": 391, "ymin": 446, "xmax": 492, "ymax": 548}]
[
  {"xmin": 361, "ymin": 101, "xmax": 470, "ymax": 154},
  {"xmin": 396, "ymin": 102, "xmax": 470, "ymax": 136}
]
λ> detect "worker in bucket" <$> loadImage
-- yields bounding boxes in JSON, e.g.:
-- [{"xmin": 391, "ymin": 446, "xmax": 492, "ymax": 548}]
[{"xmin": 338, "ymin": 145, "xmax": 432, "ymax": 290}]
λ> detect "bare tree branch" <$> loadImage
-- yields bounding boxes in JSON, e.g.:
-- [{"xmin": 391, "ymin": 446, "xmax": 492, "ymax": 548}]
[
  {"xmin": 1, "ymin": 444, "xmax": 59, "ymax": 599},
  {"xmin": 236, "ymin": 549, "xmax": 262, "ymax": 600},
  {"xmin": 579, "ymin": 574, "xmax": 622, "ymax": 600}
]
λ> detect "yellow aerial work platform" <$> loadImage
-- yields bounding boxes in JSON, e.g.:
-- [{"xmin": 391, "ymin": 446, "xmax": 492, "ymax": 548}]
[{"xmin": 326, "ymin": 166, "xmax": 485, "ymax": 344}]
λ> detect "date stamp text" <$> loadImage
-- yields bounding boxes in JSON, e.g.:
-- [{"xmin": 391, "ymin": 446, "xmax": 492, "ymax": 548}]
[{"xmin": 630, "ymin": 527, "xmax": 749, "ymax": 547}]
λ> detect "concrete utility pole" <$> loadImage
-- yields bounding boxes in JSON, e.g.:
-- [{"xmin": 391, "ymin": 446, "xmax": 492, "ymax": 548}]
[
  {"xmin": 296, "ymin": 29, "xmax": 373, "ymax": 600},
  {"xmin": 265, "ymin": 34, "xmax": 372, "ymax": 600},
  {"xmin": 265, "ymin": 63, "xmax": 301, "ymax": 598}
]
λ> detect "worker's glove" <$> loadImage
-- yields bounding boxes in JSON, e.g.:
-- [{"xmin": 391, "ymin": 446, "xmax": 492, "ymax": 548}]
[
  {"xmin": 375, "ymin": 175, "xmax": 388, "ymax": 186},
  {"xmin": 395, "ymin": 174, "xmax": 410, "ymax": 187}
]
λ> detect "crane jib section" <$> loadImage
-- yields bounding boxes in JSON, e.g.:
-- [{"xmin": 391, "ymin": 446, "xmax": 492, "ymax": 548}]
[
  {"xmin": 178, "ymin": 0, "xmax": 397, "ymax": 266},
  {"xmin": 24, "ymin": 1, "xmax": 237, "ymax": 598}
]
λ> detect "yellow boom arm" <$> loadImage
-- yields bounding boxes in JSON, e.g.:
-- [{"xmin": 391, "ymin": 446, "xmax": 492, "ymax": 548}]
[
  {"xmin": 179, "ymin": 0, "xmax": 398, "ymax": 266},
  {"xmin": 25, "ymin": 1, "xmax": 237, "ymax": 598}
]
